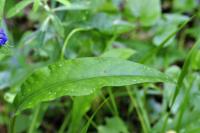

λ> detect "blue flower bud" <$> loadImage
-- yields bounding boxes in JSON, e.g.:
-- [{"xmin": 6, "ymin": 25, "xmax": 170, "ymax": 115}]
[{"xmin": 0, "ymin": 29, "xmax": 8, "ymax": 46}]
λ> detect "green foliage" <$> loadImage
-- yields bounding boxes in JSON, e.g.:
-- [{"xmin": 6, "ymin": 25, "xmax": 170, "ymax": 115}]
[
  {"xmin": 173, "ymin": 0, "xmax": 198, "ymax": 12},
  {"xmin": 127, "ymin": 0, "xmax": 161, "ymax": 26},
  {"xmin": 98, "ymin": 117, "xmax": 128, "ymax": 133}
]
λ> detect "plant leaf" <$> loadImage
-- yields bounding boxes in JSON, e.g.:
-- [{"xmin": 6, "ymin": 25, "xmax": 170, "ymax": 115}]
[
  {"xmin": 14, "ymin": 57, "xmax": 172, "ymax": 113},
  {"xmin": 101, "ymin": 48, "xmax": 135, "ymax": 59},
  {"xmin": 127, "ymin": 0, "xmax": 161, "ymax": 26},
  {"xmin": 98, "ymin": 117, "xmax": 129, "ymax": 133},
  {"xmin": 88, "ymin": 13, "xmax": 135, "ymax": 34},
  {"xmin": 67, "ymin": 94, "xmax": 96, "ymax": 133},
  {"xmin": 51, "ymin": 15, "xmax": 64, "ymax": 38},
  {"xmin": 53, "ymin": 1, "xmax": 90, "ymax": 11},
  {"xmin": 56, "ymin": 0, "xmax": 70, "ymax": 6},
  {"xmin": 33, "ymin": 0, "xmax": 40, "ymax": 12},
  {"xmin": 6, "ymin": 0, "xmax": 33, "ymax": 18},
  {"xmin": 0, "ymin": 0, "xmax": 6, "ymax": 21}
]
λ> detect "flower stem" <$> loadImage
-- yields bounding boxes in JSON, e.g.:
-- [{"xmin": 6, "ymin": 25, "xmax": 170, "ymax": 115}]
[
  {"xmin": 9, "ymin": 115, "xmax": 16, "ymax": 133},
  {"xmin": 28, "ymin": 104, "xmax": 41, "ymax": 133},
  {"xmin": 60, "ymin": 27, "xmax": 91, "ymax": 60}
]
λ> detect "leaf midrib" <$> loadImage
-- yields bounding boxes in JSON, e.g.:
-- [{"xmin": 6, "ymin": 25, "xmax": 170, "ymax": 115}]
[{"xmin": 17, "ymin": 74, "xmax": 167, "ymax": 111}]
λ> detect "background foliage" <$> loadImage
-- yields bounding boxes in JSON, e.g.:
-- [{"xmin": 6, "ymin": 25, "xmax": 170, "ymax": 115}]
[{"xmin": 0, "ymin": 0, "xmax": 200, "ymax": 133}]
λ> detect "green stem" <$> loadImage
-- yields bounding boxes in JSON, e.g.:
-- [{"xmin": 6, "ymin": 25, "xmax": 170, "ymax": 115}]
[
  {"xmin": 81, "ymin": 98, "xmax": 108, "ymax": 133},
  {"xmin": 175, "ymin": 76, "xmax": 195, "ymax": 131},
  {"xmin": 104, "ymin": 34, "xmax": 118, "ymax": 52},
  {"xmin": 84, "ymin": 115, "xmax": 98, "ymax": 129},
  {"xmin": 58, "ymin": 112, "xmax": 70, "ymax": 133},
  {"xmin": 108, "ymin": 87, "xmax": 119, "ymax": 116},
  {"xmin": 100, "ymin": 91, "xmax": 115, "ymax": 115},
  {"xmin": 60, "ymin": 27, "xmax": 91, "ymax": 59},
  {"xmin": 28, "ymin": 104, "xmax": 41, "ymax": 133},
  {"xmin": 161, "ymin": 113, "xmax": 169, "ymax": 133},
  {"xmin": 0, "ymin": 0, "xmax": 5, "ymax": 22},
  {"xmin": 126, "ymin": 86, "xmax": 150, "ymax": 133},
  {"xmin": 170, "ymin": 38, "xmax": 200, "ymax": 107},
  {"xmin": 178, "ymin": 29, "xmax": 186, "ymax": 51},
  {"xmin": 140, "ymin": 16, "xmax": 193, "ymax": 64},
  {"xmin": 9, "ymin": 115, "xmax": 16, "ymax": 133}
]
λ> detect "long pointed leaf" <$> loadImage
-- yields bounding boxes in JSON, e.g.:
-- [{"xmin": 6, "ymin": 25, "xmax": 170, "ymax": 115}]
[{"xmin": 14, "ymin": 57, "xmax": 173, "ymax": 113}]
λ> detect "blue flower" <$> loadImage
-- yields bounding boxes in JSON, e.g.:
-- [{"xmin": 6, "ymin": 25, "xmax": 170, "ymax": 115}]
[{"xmin": 0, "ymin": 29, "xmax": 8, "ymax": 46}]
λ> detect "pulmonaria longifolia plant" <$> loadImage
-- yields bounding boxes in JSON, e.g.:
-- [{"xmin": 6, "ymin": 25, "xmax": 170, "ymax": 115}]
[{"xmin": 0, "ymin": 29, "xmax": 8, "ymax": 46}]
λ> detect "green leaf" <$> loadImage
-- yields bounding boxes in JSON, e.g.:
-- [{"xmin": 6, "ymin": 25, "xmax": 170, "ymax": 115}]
[
  {"xmin": 98, "ymin": 117, "xmax": 129, "ymax": 133},
  {"xmin": 191, "ymin": 50, "xmax": 200, "ymax": 70},
  {"xmin": 101, "ymin": 48, "xmax": 135, "ymax": 59},
  {"xmin": 0, "ymin": 45, "xmax": 12, "ymax": 61},
  {"xmin": 51, "ymin": 15, "xmax": 65, "ymax": 38},
  {"xmin": 56, "ymin": 0, "xmax": 70, "ymax": 6},
  {"xmin": 67, "ymin": 94, "xmax": 96, "ymax": 133},
  {"xmin": 54, "ymin": 0, "xmax": 90, "ymax": 11},
  {"xmin": 14, "ymin": 114, "xmax": 31, "ymax": 133},
  {"xmin": 173, "ymin": 0, "xmax": 198, "ymax": 12},
  {"xmin": 153, "ymin": 14, "xmax": 189, "ymax": 46},
  {"xmin": 33, "ymin": 0, "xmax": 40, "ymax": 12},
  {"xmin": 170, "ymin": 38, "xmax": 200, "ymax": 106},
  {"xmin": 88, "ymin": 13, "xmax": 135, "ymax": 34},
  {"xmin": 127, "ymin": 0, "xmax": 161, "ymax": 26},
  {"xmin": 6, "ymin": 0, "xmax": 33, "ymax": 18},
  {"xmin": 14, "ymin": 57, "xmax": 172, "ymax": 113},
  {"xmin": 0, "ymin": 0, "xmax": 6, "ymax": 21}
]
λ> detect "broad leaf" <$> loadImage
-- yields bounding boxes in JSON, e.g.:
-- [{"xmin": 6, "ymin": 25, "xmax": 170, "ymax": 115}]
[
  {"xmin": 127, "ymin": 0, "xmax": 161, "ymax": 26},
  {"xmin": 88, "ymin": 13, "xmax": 134, "ymax": 34},
  {"xmin": 14, "ymin": 57, "xmax": 172, "ymax": 113}
]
